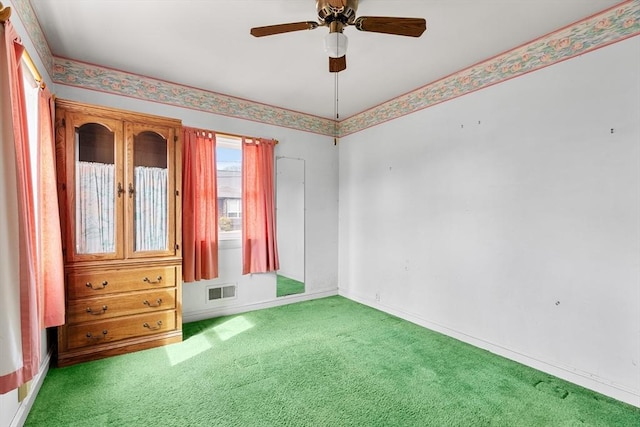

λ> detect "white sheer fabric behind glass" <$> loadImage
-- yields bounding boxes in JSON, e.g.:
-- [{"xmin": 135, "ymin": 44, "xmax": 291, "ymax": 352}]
[
  {"xmin": 76, "ymin": 161, "xmax": 115, "ymax": 253},
  {"xmin": 135, "ymin": 166, "xmax": 167, "ymax": 251},
  {"xmin": 75, "ymin": 162, "xmax": 167, "ymax": 253}
]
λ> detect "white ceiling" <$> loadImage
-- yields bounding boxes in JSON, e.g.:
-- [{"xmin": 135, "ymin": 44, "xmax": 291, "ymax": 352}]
[{"xmin": 31, "ymin": 0, "xmax": 620, "ymax": 120}]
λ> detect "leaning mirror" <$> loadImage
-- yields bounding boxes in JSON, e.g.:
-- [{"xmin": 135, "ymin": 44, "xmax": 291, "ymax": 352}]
[{"xmin": 276, "ymin": 157, "xmax": 305, "ymax": 297}]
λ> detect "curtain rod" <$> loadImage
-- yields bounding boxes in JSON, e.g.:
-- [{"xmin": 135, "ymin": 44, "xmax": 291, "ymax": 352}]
[
  {"xmin": 0, "ymin": 2, "xmax": 11, "ymax": 23},
  {"xmin": 190, "ymin": 127, "xmax": 278, "ymax": 145},
  {"xmin": 23, "ymin": 48, "xmax": 45, "ymax": 89},
  {"xmin": 221, "ymin": 131, "xmax": 278, "ymax": 145}
]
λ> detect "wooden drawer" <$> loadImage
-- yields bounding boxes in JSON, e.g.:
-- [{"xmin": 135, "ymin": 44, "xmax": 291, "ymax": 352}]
[
  {"xmin": 66, "ymin": 310, "xmax": 177, "ymax": 350},
  {"xmin": 68, "ymin": 266, "xmax": 176, "ymax": 299},
  {"xmin": 67, "ymin": 288, "xmax": 176, "ymax": 323}
]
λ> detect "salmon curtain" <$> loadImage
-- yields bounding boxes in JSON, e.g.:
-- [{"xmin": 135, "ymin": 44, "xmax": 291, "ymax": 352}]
[
  {"xmin": 242, "ymin": 138, "xmax": 279, "ymax": 274},
  {"xmin": 39, "ymin": 86, "xmax": 65, "ymax": 328},
  {"xmin": 182, "ymin": 127, "xmax": 218, "ymax": 282},
  {"xmin": 0, "ymin": 20, "xmax": 40, "ymax": 394}
]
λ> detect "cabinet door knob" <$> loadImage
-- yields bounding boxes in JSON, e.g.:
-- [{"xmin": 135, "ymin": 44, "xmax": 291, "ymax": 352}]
[
  {"xmin": 128, "ymin": 183, "xmax": 135, "ymax": 198},
  {"xmin": 117, "ymin": 182, "xmax": 124, "ymax": 197}
]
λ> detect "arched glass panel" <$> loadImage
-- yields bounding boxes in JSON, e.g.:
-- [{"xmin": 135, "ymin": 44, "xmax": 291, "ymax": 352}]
[
  {"xmin": 133, "ymin": 131, "xmax": 168, "ymax": 252},
  {"xmin": 75, "ymin": 123, "xmax": 115, "ymax": 254}
]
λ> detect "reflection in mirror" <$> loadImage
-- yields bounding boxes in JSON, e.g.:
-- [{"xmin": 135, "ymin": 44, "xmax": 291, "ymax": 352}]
[{"xmin": 276, "ymin": 157, "xmax": 305, "ymax": 297}]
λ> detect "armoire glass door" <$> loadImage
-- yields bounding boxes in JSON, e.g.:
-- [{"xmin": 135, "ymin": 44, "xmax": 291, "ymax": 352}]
[
  {"xmin": 127, "ymin": 124, "xmax": 176, "ymax": 258},
  {"xmin": 71, "ymin": 116, "xmax": 124, "ymax": 261}
]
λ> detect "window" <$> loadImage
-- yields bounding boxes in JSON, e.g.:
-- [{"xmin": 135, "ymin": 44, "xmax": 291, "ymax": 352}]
[
  {"xmin": 22, "ymin": 58, "xmax": 39, "ymax": 168},
  {"xmin": 216, "ymin": 135, "xmax": 242, "ymax": 240},
  {"xmin": 21, "ymin": 56, "xmax": 40, "ymax": 234}
]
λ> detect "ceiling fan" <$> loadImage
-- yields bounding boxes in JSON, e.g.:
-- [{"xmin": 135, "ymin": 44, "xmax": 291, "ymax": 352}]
[{"xmin": 250, "ymin": 0, "xmax": 427, "ymax": 73}]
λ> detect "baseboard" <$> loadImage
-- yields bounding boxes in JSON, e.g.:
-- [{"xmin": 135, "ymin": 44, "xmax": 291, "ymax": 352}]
[
  {"xmin": 341, "ymin": 289, "xmax": 640, "ymax": 408},
  {"xmin": 11, "ymin": 351, "xmax": 51, "ymax": 427},
  {"xmin": 183, "ymin": 288, "xmax": 339, "ymax": 323}
]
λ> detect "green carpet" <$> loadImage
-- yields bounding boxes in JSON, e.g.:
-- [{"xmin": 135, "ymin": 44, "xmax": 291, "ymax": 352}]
[
  {"xmin": 276, "ymin": 274, "xmax": 305, "ymax": 297},
  {"xmin": 26, "ymin": 296, "xmax": 639, "ymax": 426}
]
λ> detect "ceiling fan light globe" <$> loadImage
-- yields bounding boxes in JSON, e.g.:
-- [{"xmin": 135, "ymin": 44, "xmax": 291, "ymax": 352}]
[{"xmin": 324, "ymin": 32, "xmax": 348, "ymax": 58}]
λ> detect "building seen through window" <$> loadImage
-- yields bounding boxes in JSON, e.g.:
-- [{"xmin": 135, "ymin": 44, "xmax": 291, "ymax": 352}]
[{"xmin": 216, "ymin": 136, "xmax": 242, "ymax": 239}]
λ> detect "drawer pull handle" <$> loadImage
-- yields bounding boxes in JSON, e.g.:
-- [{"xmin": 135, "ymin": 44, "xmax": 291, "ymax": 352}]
[
  {"xmin": 143, "ymin": 276, "xmax": 162, "ymax": 285},
  {"xmin": 86, "ymin": 305, "xmax": 108, "ymax": 315},
  {"xmin": 143, "ymin": 320, "xmax": 163, "ymax": 330},
  {"xmin": 85, "ymin": 281, "xmax": 108, "ymax": 290},
  {"xmin": 143, "ymin": 298, "xmax": 163, "ymax": 308},
  {"xmin": 86, "ymin": 330, "xmax": 108, "ymax": 340}
]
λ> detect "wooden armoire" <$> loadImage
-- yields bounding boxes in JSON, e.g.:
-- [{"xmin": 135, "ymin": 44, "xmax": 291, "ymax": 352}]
[{"xmin": 54, "ymin": 99, "xmax": 183, "ymax": 366}]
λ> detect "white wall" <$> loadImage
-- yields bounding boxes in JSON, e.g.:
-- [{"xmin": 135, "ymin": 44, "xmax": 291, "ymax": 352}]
[
  {"xmin": 338, "ymin": 36, "xmax": 640, "ymax": 407},
  {"xmin": 54, "ymin": 86, "xmax": 340, "ymax": 322}
]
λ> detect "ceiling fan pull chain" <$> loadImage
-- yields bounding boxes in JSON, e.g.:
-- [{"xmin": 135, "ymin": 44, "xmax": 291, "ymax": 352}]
[
  {"xmin": 335, "ymin": 71, "xmax": 339, "ymax": 120},
  {"xmin": 334, "ymin": 69, "xmax": 339, "ymax": 145}
]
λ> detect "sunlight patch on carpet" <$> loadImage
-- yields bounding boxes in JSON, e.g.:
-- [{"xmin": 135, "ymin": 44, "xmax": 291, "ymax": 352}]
[
  {"xmin": 214, "ymin": 316, "xmax": 255, "ymax": 341},
  {"xmin": 25, "ymin": 297, "xmax": 640, "ymax": 426},
  {"xmin": 165, "ymin": 333, "xmax": 212, "ymax": 366}
]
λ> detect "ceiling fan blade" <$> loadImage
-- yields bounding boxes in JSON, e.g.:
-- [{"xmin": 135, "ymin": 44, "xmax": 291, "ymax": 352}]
[
  {"xmin": 354, "ymin": 16, "xmax": 426, "ymax": 37},
  {"xmin": 250, "ymin": 21, "xmax": 319, "ymax": 37},
  {"xmin": 329, "ymin": 55, "xmax": 347, "ymax": 73}
]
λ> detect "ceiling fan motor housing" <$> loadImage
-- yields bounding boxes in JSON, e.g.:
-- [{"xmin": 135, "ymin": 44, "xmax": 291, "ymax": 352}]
[
  {"xmin": 250, "ymin": 0, "xmax": 426, "ymax": 73},
  {"xmin": 317, "ymin": 0, "xmax": 358, "ymax": 26}
]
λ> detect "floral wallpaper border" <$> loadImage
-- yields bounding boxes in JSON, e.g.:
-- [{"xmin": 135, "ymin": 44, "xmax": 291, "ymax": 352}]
[
  {"xmin": 10, "ymin": 0, "xmax": 53, "ymax": 73},
  {"xmin": 340, "ymin": 0, "xmax": 640, "ymax": 136},
  {"xmin": 52, "ymin": 58, "xmax": 337, "ymax": 136},
  {"xmin": 12, "ymin": 0, "xmax": 640, "ymax": 138}
]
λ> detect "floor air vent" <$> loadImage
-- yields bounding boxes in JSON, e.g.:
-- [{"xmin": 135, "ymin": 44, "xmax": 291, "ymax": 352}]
[{"xmin": 207, "ymin": 284, "xmax": 237, "ymax": 302}]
